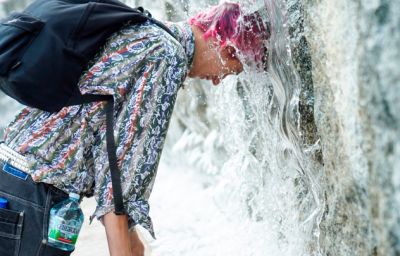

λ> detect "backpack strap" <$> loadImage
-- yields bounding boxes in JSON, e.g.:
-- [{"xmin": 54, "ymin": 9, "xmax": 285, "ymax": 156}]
[
  {"xmin": 133, "ymin": 7, "xmax": 176, "ymax": 40},
  {"xmin": 149, "ymin": 17, "xmax": 177, "ymax": 39},
  {"xmin": 67, "ymin": 94, "xmax": 126, "ymax": 215}
]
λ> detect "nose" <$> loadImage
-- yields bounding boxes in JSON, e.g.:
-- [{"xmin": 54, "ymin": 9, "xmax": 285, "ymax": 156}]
[{"xmin": 212, "ymin": 77, "xmax": 221, "ymax": 85}]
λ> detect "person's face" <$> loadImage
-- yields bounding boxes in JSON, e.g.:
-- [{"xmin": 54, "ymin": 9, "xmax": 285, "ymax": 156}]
[{"xmin": 188, "ymin": 43, "xmax": 243, "ymax": 85}]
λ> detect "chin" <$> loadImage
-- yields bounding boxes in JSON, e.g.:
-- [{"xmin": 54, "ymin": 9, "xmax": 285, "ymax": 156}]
[{"xmin": 187, "ymin": 69, "xmax": 197, "ymax": 78}]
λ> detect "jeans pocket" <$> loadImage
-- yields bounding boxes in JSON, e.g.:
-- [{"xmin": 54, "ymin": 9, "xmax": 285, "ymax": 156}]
[
  {"xmin": 36, "ymin": 187, "xmax": 71, "ymax": 256},
  {"xmin": 0, "ymin": 207, "xmax": 24, "ymax": 256},
  {"xmin": 39, "ymin": 244, "xmax": 72, "ymax": 256}
]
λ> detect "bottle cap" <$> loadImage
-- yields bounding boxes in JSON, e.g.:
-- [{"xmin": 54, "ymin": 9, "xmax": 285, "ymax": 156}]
[
  {"xmin": 0, "ymin": 197, "xmax": 8, "ymax": 209},
  {"xmin": 69, "ymin": 193, "xmax": 80, "ymax": 200}
]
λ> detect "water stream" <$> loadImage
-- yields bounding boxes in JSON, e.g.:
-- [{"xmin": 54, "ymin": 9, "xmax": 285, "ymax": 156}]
[{"xmin": 146, "ymin": 0, "xmax": 324, "ymax": 254}]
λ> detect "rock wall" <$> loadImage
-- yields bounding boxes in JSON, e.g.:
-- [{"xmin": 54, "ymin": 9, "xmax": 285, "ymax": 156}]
[{"xmin": 296, "ymin": 0, "xmax": 400, "ymax": 254}]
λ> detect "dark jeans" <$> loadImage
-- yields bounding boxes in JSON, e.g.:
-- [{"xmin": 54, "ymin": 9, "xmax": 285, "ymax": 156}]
[{"xmin": 0, "ymin": 160, "xmax": 72, "ymax": 256}]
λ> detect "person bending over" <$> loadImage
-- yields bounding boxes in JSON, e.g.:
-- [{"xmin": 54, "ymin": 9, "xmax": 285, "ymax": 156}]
[{"xmin": 0, "ymin": 2, "xmax": 268, "ymax": 256}]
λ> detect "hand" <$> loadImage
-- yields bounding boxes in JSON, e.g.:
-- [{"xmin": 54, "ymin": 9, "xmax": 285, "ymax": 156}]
[{"xmin": 129, "ymin": 229, "xmax": 145, "ymax": 256}]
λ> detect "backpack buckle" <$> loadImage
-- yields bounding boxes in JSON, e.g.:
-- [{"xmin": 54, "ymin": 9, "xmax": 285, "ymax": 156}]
[{"xmin": 135, "ymin": 7, "xmax": 151, "ymax": 18}]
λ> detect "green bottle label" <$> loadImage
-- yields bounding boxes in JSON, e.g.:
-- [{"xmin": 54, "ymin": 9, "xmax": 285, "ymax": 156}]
[{"xmin": 48, "ymin": 216, "xmax": 79, "ymax": 245}]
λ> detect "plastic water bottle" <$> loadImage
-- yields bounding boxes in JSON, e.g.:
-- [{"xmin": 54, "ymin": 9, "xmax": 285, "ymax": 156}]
[{"xmin": 47, "ymin": 192, "xmax": 84, "ymax": 251}]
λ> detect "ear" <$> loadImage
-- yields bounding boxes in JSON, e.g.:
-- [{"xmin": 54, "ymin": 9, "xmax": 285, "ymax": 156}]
[{"xmin": 220, "ymin": 45, "xmax": 237, "ymax": 60}]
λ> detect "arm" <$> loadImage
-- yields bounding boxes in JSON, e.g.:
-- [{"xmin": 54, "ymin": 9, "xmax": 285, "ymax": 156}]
[
  {"xmin": 103, "ymin": 212, "xmax": 132, "ymax": 256},
  {"xmin": 102, "ymin": 212, "xmax": 145, "ymax": 256},
  {"xmin": 90, "ymin": 23, "xmax": 186, "ymax": 256}
]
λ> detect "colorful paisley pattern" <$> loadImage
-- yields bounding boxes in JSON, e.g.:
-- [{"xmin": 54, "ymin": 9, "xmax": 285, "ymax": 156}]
[{"xmin": 3, "ymin": 21, "xmax": 194, "ymax": 238}]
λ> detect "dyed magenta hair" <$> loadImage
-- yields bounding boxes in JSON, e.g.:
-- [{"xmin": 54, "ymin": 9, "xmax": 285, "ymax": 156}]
[{"xmin": 189, "ymin": 2, "xmax": 269, "ymax": 63}]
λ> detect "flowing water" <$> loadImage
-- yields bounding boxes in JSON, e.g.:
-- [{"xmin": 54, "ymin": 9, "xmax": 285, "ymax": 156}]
[
  {"xmin": 1, "ymin": 0, "xmax": 399, "ymax": 255},
  {"xmin": 146, "ymin": 0, "xmax": 324, "ymax": 254}
]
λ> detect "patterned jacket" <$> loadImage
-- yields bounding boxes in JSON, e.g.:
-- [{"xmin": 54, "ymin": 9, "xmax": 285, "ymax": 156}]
[{"xmin": 3, "ymin": 20, "xmax": 195, "ymax": 238}]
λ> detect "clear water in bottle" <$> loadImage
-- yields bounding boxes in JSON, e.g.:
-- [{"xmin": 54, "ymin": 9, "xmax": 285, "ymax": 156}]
[{"xmin": 47, "ymin": 192, "xmax": 84, "ymax": 251}]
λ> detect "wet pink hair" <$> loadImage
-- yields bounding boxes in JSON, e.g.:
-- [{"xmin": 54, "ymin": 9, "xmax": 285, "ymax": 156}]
[{"xmin": 189, "ymin": 2, "xmax": 269, "ymax": 63}]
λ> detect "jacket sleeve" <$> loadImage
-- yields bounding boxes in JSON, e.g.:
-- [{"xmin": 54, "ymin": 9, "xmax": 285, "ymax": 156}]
[{"xmin": 88, "ymin": 24, "xmax": 188, "ymax": 238}]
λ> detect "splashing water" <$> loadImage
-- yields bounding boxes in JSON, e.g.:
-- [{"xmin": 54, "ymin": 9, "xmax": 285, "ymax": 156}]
[
  {"xmin": 150, "ymin": 0, "xmax": 325, "ymax": 255},
  {"xmin": 195, "ymin": 1, "xmax": 323, "ymax": 254}
]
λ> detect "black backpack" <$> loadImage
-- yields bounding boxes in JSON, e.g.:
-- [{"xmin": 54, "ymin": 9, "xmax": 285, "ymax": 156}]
[{"xmin": 0, "ymin": 0, "xmax": 176, "ymax": 215}]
